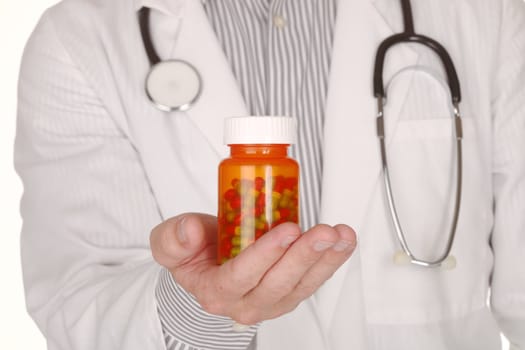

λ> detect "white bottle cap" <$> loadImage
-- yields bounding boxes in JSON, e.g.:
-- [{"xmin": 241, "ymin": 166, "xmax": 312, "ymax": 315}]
[{"xmin": 224, "ymin": 116, "xmax": 297, "ymax": 145}]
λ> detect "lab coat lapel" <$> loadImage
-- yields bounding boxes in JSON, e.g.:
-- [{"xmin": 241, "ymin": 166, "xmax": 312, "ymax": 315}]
[
  {"xmin": 170, "ymin": 0, "xmax": 248, "ymax": 157},
  {"xmin": 315, "ymin": 0, "xmax": 419, "ymax": 339},
  {"xmin": 125, "ymin": 0, "xmax": 247, "ymax": 218}
]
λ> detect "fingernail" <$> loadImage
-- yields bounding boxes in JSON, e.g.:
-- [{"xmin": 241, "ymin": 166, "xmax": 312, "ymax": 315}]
[
  {"xmin": 280, "ymin": 235, "xmax": 298, "ymax": 248},
  {"xmin": 177, "ymin": 217, "xmax": 188, "ymax": 244},
  {"xmin": 332, "ymin": 240, "xmax": 353, "ymax": 252},
  {"xmin": 313, "ymin": 240, "xmax": 335, "ymax": 252}
]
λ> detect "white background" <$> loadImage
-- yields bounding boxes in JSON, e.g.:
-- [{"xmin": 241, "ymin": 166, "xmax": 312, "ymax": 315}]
[{"xmin": 0, "ymin": 0, "xmax": 514, "ymax": 349}]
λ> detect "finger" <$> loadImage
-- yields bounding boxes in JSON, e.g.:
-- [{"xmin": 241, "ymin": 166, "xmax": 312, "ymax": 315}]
[
  {"xmin": 217, "ymin": 222, "xmax": 302, "ymax": 297},
  {"xmin": 275, "ymin": 224, "xmax": 357, "ymax": 309},
  {"xmin": 243, "ymin": 224, "xmax": 341, "ymax": 308},
  {"xmin": 150, "ymin": 213, "xmax": 217, "ymax": 270}
]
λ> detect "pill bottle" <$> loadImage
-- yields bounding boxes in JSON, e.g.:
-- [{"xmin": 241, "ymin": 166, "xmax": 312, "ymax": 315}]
[{"xmin": 218, "ymin": 116, "xmax": 299, "ymax": 264}]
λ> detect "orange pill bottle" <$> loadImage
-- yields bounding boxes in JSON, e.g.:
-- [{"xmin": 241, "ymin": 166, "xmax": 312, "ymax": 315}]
[{"xmin": 218, "ymin": 116, "xmax": 299, "ymax": 264}]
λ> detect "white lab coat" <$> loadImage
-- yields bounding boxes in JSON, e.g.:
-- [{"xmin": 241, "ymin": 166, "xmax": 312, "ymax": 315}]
[{"xmin": 15, "ymin": 0, "xmax": 525, "ymax": 349}]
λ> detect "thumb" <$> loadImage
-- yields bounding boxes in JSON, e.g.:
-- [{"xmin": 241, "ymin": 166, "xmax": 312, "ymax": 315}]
[{"xmin": 150, "ymin": 213, "xmax": 217, "ymax": 269}]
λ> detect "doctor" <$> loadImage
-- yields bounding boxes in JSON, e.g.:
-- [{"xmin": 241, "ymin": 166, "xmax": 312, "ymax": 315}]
[{"xmin": 15, "ymin": 0, "xmax": 525, "ymax": 350}]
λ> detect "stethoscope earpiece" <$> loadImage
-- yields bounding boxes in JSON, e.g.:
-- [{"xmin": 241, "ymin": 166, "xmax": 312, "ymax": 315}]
[
  {"xmin": 393, "ymin": 251, "xmax": 411, "ymax": 266},
  {"xmin": 440, "ymin": 255, "xmax": 457, "ymax": 270},
  {"xmin": 393, "ymin": 251, "xmax": 457, "ymax": 270}
]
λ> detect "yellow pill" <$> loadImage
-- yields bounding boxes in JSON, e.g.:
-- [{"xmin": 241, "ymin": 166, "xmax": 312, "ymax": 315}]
[
  {"xmin": 232, "ymin": 236, "xmax": 241, "ymax": 246},
  {"xmin": 279, "ymin": 196, "xmax": 290, "ymax": 208},
  {"xmin": 226, "ymin": 211, "xmax": 236, "ymax": 223},
  {"xmin": 255, "ymin": 218, "xmax": 266, "ymax": 230},
  {"xmin": 283, "ymin": 189, "xmax": 294, "ymax": 198},
  {"xmin": 231, "ymin": 246, "xmax": 241, "ymax": 257},
  {"xmin": 272, "ymin": 192, "xmax": 282, "ymax": 210}
]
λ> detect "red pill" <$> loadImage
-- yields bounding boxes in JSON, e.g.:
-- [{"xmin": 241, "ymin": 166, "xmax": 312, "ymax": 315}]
[
  {"xmin": 256, "ymin": 193, "xmax": 265, "ymax": 208},
  {"xmin": 255, "ymin": 177, "xmax": 265, "ymax": 191},
  {"xmin": 233, "ymin": 213, "xmax": 242, "ymax": 226},
  {"xmin": 231, "ymin": 197, "xmax": 241, "ymax": 210},
  {"xmin": 224, "ymin": 188, "xmax": 238, "ymax": 201},
  {"xmin": 273, "ymin": 176, "xmax": 285, "ymax": 193},
  {"xmin": 225, "ymin": 224, "xmax": 236, "ymax": 236},
  {"xmin": 255, "ymin": 229, "xmax": 265, "ymax": 239},
  {"xmin": 279, "ymin": 208, "xmax": 291, "ymax": 219},
  {"xmin": 284, "ymin": 177, "xmax": 297, "ymax": 190}
]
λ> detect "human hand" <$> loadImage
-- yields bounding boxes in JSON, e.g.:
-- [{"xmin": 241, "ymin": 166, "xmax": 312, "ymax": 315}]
[{"xmin": 150, "ymin": 213, "xmax": 357, "ymax": 325}]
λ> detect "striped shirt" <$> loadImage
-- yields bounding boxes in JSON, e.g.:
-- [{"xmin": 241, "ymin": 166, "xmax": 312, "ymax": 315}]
[{"xmin": 157, "ymin": 1, "xmax": 337, "ymax": 349}]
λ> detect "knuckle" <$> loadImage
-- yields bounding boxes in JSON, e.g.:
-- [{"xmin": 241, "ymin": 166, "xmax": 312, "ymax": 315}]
[
  {"xmin": 152, "ymin": 227, "xmax": 176, "ymax": 256},
  {"xmin": 150, "ymin": 240, "xmax": 176, "ymax": 268},
  {"xmin": 161, "ymin": 234, "xmax": 180, "ymax": 258}
]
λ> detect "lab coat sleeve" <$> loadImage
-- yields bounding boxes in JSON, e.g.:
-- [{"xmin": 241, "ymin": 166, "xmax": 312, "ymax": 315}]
[
  {"xmin": 16, "ymin": 11, "xmax": 259, "ymax": 350},
  {"xmin": 15, "ymin": 11, "xmax": 167, "ymax": 350},
  {"xmin": 490, "ymin": 0, "xmax": 525, "ymax": 348}
]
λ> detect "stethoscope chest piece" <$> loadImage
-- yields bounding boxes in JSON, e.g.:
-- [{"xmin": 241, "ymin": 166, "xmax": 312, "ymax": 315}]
[{"xmin": 145, "ymin": 59, "xmax": 202, "ymax": 112}]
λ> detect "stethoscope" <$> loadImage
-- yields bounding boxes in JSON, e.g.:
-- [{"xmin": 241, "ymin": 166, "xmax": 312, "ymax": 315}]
[
  {"xmin": 139, "ymin": 1, "xmax": 463, "ymax": 269},
  {"xmin": 139, "ymin": 7, "xmax": 202, "ymax": 112},
  {"xmin": 374, "ymin": 0, "xmax": 463, "ymax": 269}
]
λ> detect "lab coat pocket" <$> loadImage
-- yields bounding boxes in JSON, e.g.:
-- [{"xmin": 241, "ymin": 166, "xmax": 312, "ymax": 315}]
[
  {"xmin": 386, "ymin": 117, "xmax": 459, "ymax": 247},
  {"xmin": 361, "ymin": 116, "xmax": 490, "ymax": 324}
]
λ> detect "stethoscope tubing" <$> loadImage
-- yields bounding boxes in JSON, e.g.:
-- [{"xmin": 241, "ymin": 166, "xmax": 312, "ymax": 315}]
[
  {"xmin": 373, "ymin": 33, "xmax": 462, "ymax": 104},
  {"xmin": 139, "ymin": 7, "xmax": 161, "ymax": 66},
  {"xmin": 374, "ymin": 0, "xmax": 464, "ymax": 268},
  {"xmin": 376, "ymin": 102, "xmax": 463, "ymax": 268}
]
